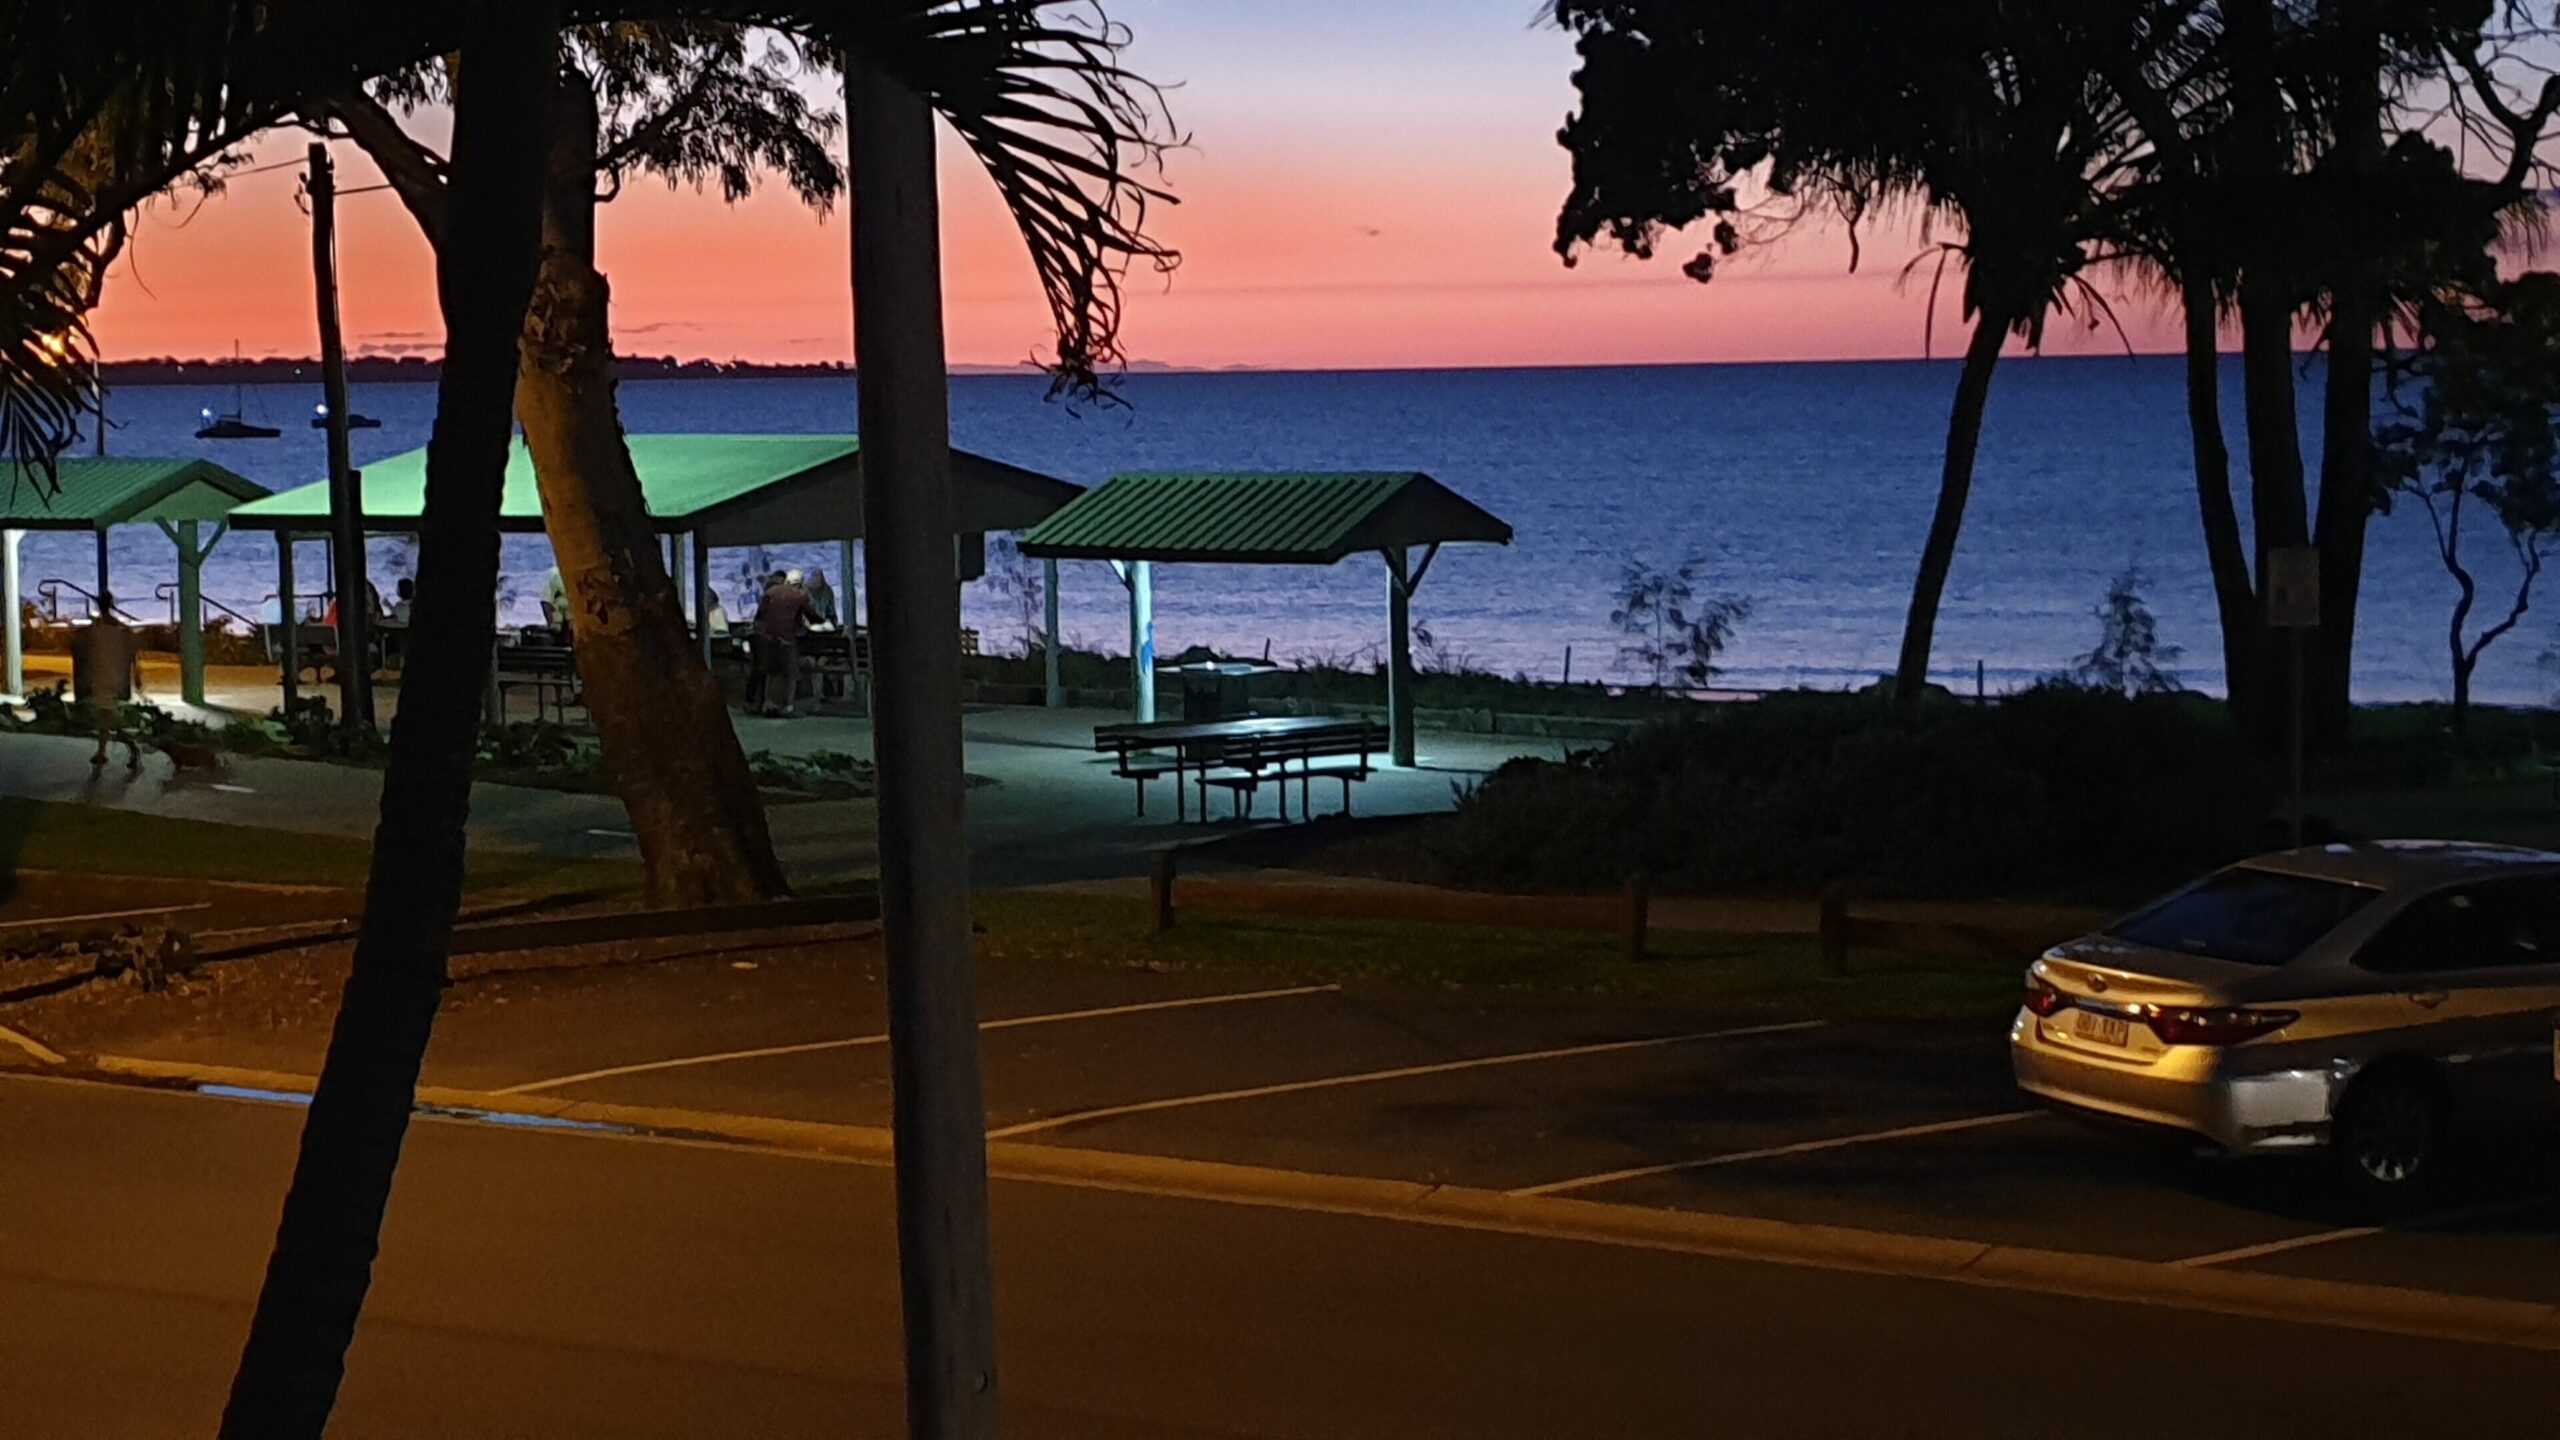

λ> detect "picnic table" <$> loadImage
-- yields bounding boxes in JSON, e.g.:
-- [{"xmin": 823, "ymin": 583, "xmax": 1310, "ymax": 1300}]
[{"xmin": 1094, "ymin": 714, "xmax": 1386, "ymax": 822}]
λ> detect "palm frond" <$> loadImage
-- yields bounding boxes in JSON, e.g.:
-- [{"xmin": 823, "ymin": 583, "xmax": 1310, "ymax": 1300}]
[{"xmin": 809, "ymin": 1, "xmax": 1180, "ymax": 398}]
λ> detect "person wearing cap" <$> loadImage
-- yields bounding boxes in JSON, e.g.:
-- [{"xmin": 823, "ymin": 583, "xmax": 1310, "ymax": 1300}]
[{"xmin": 752, "ymin": 568, "xmax": 820, "ymax": 717}]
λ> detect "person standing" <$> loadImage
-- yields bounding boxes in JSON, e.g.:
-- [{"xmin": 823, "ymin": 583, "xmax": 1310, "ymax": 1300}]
[
  {"xmin": 67, "ymin": 599, "xmax": 143, "ymax": 773},
  {"xmin": 805, "ymin": 567, "xmax": 839, "ymax": 627},
  {"xmin": 753, "ymin": 568, "xmax": 819, "ymax": 718}
]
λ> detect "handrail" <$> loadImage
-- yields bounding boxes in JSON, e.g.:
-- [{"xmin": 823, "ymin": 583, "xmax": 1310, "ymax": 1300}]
[
  {"xmin": 150, "ymin": 581, "xmax": 260, "ymax": 635},
  {"xmin": 34, "ymin": 578, "xmax": 142, "ymax": 624}
]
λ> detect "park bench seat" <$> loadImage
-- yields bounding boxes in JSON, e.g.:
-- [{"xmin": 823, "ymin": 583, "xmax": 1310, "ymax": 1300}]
[
  {"xmin": 493, "ymin": 643, "xmax": 582, "ymax": 723},
  {"xmin": 1194, "ymin": 769, "xmax": 1265, "ymax": 820}
]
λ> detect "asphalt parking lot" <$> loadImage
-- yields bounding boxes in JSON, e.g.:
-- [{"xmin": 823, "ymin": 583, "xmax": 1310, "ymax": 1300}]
[{"xmin": 23, "ymin": 936, "xmax": 2560, "ymax": 1314}]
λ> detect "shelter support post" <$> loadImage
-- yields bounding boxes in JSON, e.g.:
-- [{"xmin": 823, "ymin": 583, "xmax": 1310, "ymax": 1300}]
[
  {"xmin": 94, "ymin": 530, "xmax": 110, "ymax": 611},
  {"xmin": 278, "ymin": 535, "xmax": 299, "ymax": 708},
  {"xmin": 1382, "ymin": 543, "xmax": 1438, "ymax": 768},
  {"xmin": 159, "ymin": 518, "xmax": 226, "ymax": 706},
  {"xmin": 2, "ymin": 528, "xmax": 21, "ymax": 698},
  {"xmin": 1043, "ymin": 557, "xmax": 1061, "ymax": 708},
  {"xmin": 838, "ymin": 537, "xmax": 859, "ymax": 626},
  {"xmin": 692, "ymin": 528, "xmax": 714, "ymax": 669},
  {"xmin": 1115, "ymin": 559, "xmax": 1155, "ymax": 723}
]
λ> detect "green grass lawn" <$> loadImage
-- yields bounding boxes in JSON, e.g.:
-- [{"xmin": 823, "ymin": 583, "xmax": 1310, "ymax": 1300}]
[
  {"xmin": 0, "ymin": 797, "xmax": 645, "ymax": 899},
  {"xmin": 974, "ymin": 890, "xmax": 2023, "ymax": 1021}
]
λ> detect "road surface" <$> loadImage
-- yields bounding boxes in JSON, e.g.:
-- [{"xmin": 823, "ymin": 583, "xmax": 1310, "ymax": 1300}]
[{"xmin": 5, "ymin": 1073, "xmax": 2549, "ymax": 1438}]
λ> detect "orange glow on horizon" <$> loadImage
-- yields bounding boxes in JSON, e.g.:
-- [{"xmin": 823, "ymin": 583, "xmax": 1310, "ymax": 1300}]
[{"xmin": 88, "ymin": 6, "xmax": 2195, "ymax": 375}]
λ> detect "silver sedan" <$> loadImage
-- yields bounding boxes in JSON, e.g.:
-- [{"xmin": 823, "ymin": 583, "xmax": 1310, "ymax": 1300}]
[{"xmin": 2011, "ymin": 840, "xmax": 2560, "ymax": 1203}]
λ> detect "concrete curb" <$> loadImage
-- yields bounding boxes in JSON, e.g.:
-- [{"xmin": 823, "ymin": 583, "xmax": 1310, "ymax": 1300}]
[{"xmin": 57, "ymin": 1053, "xmax": 2560, "ymax": 1354}]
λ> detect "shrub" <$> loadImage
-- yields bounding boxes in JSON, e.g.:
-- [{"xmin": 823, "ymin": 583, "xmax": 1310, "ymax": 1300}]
[
  {"xmin": 267, "ymin": 696, "xmax": 388, "ymax": 761},
  {"xmin": 1434, "ymin": 684, "xmax": 2272, "ymax": 900},
  {"xmin": 476, "ymin": 721, "xmax": 594, "ymax": 775}
]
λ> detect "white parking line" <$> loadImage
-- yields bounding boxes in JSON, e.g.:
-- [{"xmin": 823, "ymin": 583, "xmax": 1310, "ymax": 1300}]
[
  {"xmin": 490, "ymin": 983, "xmax": 1342, "ymax": 1096},
  {"xmin": 2171, "ymin": 1198, "xmax": 2550, "ymax": 1269},
  {"xmin": 0, "ymin": 902, "xmax": 211, "ymax": 932},
  {"xmin": 0, "ymin": 1022, "xmax": 65, "ymax": 1066},
  {"xmin": 984, "ymin": 1019, "xmax": 1828, "ymax": 1140},
  {"xmin": 1511, "ymin": 1110, "xmax": 2044, "ymax": 1198}
]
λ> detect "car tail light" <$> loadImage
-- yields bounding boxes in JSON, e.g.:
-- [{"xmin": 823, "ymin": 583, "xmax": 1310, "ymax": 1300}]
[
  {"xmin": 2142, "ymin": 1005, "xmax": 2299, "ymax": 1046},
  {"xmin": 2023, "ymin": 975, "xmax": 2068, "ymax": 1017}
]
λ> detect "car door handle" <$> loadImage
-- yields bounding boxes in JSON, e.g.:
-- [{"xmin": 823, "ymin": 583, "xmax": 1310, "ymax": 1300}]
[{"xmin": 2406, "ymin": 990, "xmax": 2451, "ymax": 1009}]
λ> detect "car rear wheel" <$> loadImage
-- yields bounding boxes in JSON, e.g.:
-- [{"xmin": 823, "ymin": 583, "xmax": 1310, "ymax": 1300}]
[{"xmin": 2327, "ymin": 1068, "xmax": 2442, "ymax": 1210}]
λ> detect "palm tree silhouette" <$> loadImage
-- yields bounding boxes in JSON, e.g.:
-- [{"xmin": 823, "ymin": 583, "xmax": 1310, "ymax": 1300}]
[{"xmin": 5, "ymin": 6, "xmax": 1175, "ymax": 1438}]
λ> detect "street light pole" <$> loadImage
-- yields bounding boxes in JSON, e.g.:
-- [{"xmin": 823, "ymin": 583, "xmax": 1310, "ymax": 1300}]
[{"xmin": 849, "ymin": 64, "xmax": 1002, "ymax": 1440}]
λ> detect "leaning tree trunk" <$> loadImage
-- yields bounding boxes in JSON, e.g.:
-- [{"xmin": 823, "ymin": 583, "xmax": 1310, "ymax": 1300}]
[
  {"xmin": 2180, "ymin": 269, "xmax": 2260, "ymax": 728},
  {"xmin": 1893, "ymin": 309, "xmax": 2009, "ymax": 705},
  {"xmin": 516, "ymin": 73, "xmax": 787, "ymax": 904},
  {"xmin": 218, "ymin": 7, "xmax": 558, "ymax": 1437}
]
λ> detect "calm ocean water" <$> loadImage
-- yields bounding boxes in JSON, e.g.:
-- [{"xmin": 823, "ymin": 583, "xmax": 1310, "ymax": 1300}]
[{"xmin": 26, "ymin": 356, "xmax": 2545, "ymax": 705}]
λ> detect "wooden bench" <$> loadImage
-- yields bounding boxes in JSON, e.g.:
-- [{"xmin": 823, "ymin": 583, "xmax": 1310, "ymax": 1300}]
[
  {"xmin": 1195, "ymin": 770, "xmax": 1265, "ymax": 819},
  {"xmin": 1199, "ymin": 731, "xmax": 1383, "ymax": 822},
  {"xmin": 493, "ymin": 643, "xmax": 582, "ymax": 723}
]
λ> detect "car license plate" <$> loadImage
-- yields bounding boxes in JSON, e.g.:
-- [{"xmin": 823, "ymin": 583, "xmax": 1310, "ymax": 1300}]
[{"xmin": 2070, "ymin": 1009, "xmax": 2131, "ymax": 1047}]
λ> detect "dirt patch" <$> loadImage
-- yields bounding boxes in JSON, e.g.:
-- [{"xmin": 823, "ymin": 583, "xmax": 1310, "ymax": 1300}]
[
  {"xmin": 1186, "ymin": 813, "xmax": 1455, "ymax": 886},
  {"xmin": 0, "ymin": 869, "xmax": 358, "ymax": 930},
  {"xmin": 3, "ymin": 923, "xmax": 883, "ymax": 1065}
]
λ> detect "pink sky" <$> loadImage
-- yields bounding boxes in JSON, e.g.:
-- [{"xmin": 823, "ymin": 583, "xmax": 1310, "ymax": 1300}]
[{"xmin": 90, "ymin": 5, "xmax": 2191, "ymax": 370}]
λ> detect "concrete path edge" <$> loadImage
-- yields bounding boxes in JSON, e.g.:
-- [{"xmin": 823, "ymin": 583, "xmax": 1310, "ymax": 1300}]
[{"xmin": 55, "ymin": 1052, "xmax": 2560, "ymax": 1356}]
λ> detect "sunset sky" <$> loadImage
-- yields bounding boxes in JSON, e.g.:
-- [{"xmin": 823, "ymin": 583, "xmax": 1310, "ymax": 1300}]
[{"xmin": 92, "ymin": 1, "xmax": 2192, "ymax": 372}]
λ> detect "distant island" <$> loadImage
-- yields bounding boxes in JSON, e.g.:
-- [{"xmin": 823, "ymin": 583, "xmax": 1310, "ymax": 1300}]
[{"xmin": 98, "ymin": 354, "xmax": 1227, "ymax": 385}]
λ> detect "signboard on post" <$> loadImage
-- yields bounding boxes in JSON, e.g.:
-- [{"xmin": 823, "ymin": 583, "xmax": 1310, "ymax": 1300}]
[{"xmin": 2268, "ymin": 547, "xmax": 2321, "ymax": 628}]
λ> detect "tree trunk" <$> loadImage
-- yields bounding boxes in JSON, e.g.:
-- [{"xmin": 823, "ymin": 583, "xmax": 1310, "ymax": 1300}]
[
  {"xmin": 2316, "ymin": 295, "xmax": 2377, "ymax": 747},
  {"xmin": 2313, "ymin": 2, "xmax": 2385, "ymax": 751},
  {"xmin": 515, "ymin": 72, "xmax": 787, "ymax": 905},
  {"xmin": 1894, "ymin": 309, "xmax": 2008, "ymax": 705},
  {"xmin": 2449, "ymin": 587, "xmax": 2475, "ymax": 742},
  {"xmin": 2228, "ymin": 0, "xmax": 2309, "ymax": 755},
  {"xmin": 2181, "ymin": 271, "xmax": 2260, "ymax": 726},
  {"xmin": 217, "ymin": 7, "xmax": 557, "ymax": 1437}
]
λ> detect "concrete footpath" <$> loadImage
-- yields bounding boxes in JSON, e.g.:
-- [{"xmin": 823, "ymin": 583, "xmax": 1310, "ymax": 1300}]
[{"xmin": 0, "ymin": 681, "xmax": 1546, "ymax": 888}]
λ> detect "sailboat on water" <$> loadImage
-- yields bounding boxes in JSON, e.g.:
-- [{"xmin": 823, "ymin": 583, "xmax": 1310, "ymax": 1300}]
[
  {"xmin": 196, "ymin": 342, "xmax": 280, "ymax": 439},
  {"xmin": 310, "ymin": 402, "xmax": 381, "ymax": 430}
]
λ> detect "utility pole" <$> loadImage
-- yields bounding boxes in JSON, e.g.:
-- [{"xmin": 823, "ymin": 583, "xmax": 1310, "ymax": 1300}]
[
  {"xmin": 849, "ymin": 66, "xmax": 1001, "ymax": 1440},
  {"xmin": 309, "ymin": 142, "xmax": 372, "ymax": 727}
]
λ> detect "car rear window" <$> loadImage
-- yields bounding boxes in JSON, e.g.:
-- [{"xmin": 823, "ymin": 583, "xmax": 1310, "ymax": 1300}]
[{"xmin": 2109, "ymin": 868, "xmax": 2377, "ymax": 967}]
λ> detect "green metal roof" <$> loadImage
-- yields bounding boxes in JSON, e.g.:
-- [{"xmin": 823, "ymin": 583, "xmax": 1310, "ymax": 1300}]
[
  {"xmin": 227, "ymin": 434, "xmax": 1079, "ymax": 545},
  {"xmin": 1017, "ymin": 471, "xmax": 1512, "ymax": 565},
  {"xmin": 0, "ymin": 457, "xmax": 268, "ymax": 530},
  {"xmin": 229, "ymin": 435, "xmax": 858, "ymax": 531}
]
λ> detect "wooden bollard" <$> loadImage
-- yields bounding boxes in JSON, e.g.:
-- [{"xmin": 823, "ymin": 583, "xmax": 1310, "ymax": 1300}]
[
  {"xmin": 1621, "ymin": 873, "xmax": 1650, "ymax": 962},
  {"xmin": 1818, "ymin": 883, "xmax": 1848, "ymax": 977},
  {"xmin": 1150, "ymin": 848, "xmax": 1178, "ymax": 933}
]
